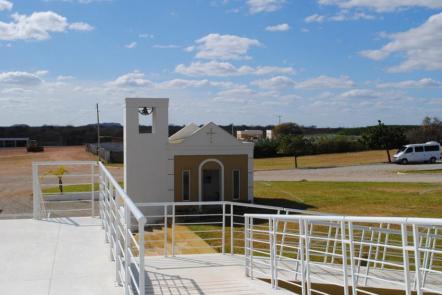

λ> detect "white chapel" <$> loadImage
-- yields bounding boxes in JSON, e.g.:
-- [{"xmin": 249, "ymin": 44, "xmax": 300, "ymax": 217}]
[{"xmin": 124, "ymin": 98, "xmax": 254, "ymax": 206}]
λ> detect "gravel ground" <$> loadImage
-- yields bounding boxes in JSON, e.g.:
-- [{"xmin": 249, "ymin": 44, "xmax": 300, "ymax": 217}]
[{"xmin": 254, "ymin": 162, "xmax": 442, "ymax": 183}]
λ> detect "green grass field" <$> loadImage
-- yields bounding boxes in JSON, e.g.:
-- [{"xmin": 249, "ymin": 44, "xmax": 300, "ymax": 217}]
[
  {"xmin": 254, "ymin": 181, "xmax": 442, "ymax": 217},
  {"xmin": 254, "ymin": 149, "xmax": 396, "ymax": 170}
]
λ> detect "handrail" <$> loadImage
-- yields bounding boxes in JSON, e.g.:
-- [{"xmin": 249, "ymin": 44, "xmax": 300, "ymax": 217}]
[
  {"xmin": 245, "ymin": 213, "xmax": 442, "ymax": 226},
  {"xmin": 244, "ymin": 213, "xmax": 442, "ymax": 295},
  {"xmin": 98, "ymin": 162, "xmax": 145, "ymax": 223}
]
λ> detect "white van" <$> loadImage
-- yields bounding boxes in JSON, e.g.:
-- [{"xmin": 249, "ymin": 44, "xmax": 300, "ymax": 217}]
[{"xmin": 393, "ymin": 141, "xmax": 441, "ymax": 164}]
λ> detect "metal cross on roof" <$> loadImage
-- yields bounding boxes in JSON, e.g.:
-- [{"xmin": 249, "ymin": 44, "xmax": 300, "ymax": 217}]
[{"xmin": 206, "ymin": 128, "xmax": 216, "ymax": 144}]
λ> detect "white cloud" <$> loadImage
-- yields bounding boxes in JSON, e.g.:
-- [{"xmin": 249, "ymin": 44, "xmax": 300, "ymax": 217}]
[
  {"xmin": 68, "ymin": 22, "xmax": 94, "ymax": 31},
  {"xmin": 318, "ymin": 0, "xmax": 442, "ymax": 12},
  {"xmin": 252, "ymin": 75, "xmax": 355, "ymax": 89},
  {"xmin": 0, "ymin": 71, "xmax": 43, "ymax": 86},
  {"xmin": 305, "ymin": 11, "xmax": 375, "ymax": 23},
  {"xmin": 339, "ymin": 88, "xmax": 380, "ymax": 99},
  {"xmin": 252, "ymin": 76, "xmax": 295, "ymax": 89},
  {"xmin": 360, "ymin": 13, "xmax": 442, "ymax": 72},
  {"xmin": 247, "ymin": 0, "xmax": 287, "ymax": 14},
  {"xmin": 265, "ymin": 23, "xmax": 290, "ymax": 32},
  {"xmin": 0, "ymin": 0, "xmax": 13, "ymax": 11},
  {"xmin": 175, "ymin": 61, "xmax": 294, "ymax": 77},
  {"xmin": 295, "ymin": 75, "xmax": 355, "ymax": 89},
  {"xmin": 377, "ymin": 78, "xmax": 442, "ymax": 89},
  {"xmin": 106, "ymin": 71, "xmax": 154, "ymax": 88},
  {"xmin": 305, "ymin": 14, "xmax": 326, "ymax": 23},
  {"xmin": 0, "ymin": 11, "xmax": 93, "ymax": 41},
  {"xmin": 190, "ymin": 33, "xmax": 261, "ymax": 60},
  {"xmin": 157, "ymin": 79, "xmax": 210, "ymax": 89},
  {"xmin": 125, "ymin": 41, "xmax": 137, "ymax": 49}
]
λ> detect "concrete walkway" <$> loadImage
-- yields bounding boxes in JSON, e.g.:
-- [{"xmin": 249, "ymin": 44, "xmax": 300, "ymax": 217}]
[{"xmin": 0, "ymin": 217, "xmax": 120, "ymax": 295}]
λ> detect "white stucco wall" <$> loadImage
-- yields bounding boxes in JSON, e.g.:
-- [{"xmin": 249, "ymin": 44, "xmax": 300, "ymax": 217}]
[{"xmin": 124, "ymin": 98, "xmax": 172, "ymax": 205}]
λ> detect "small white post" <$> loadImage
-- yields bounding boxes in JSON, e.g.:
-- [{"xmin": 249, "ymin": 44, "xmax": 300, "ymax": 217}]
[
  {"xmin": 250, "ymin": 217, "xmax": 254, "ymax": 280},
  {"xmin": 230, "ymin": 203, "xmax": 234, "ymax": 255},
  {"xmin": 222, "ymin": 203, "xmax": 226, "ymax": 254},
  {"xmin": 172, "ymin": 204, "xmax": 176, "ymax": 257},
  {"xmin": 412, "ymin": 225, "xmax": 423, "ymax": 295},
  {"xmin": 298, "ymin": 219, "xmax": 306, "ymax": 295},
  {"xmin": 340, "ymin": 220, "xmax": 349, "ymax": 295},
  {"xmin": 124, "ymin": 204, "xmax": 131, "ymax": 295},
  {"xmin": 164, "ymin": 205, "xmax": 168, "ymax": 257},
  {"xmin": 32, "ymin": 163, "xmax": 41, "ymax": 220},
  {"xmin": 401, "ymin": 224, "xmax": 411, "ymax": 295},
  {"xmin": 347, "ymin": 222, "xmax": 357, "ymax": 295},
  {"xmin": 91, "ymin": 163, "xmax": 95, "ymax": 217},
  {"xmin": 138, "ymin": 218, "xmax": 145, "ymax": 295},
  {"xmin": 269, "ymin": 218, "xmax": 275, "ymax": 288},
  {"xmin": 244, "ymin": 216, "xmax": 250, "ymax": 277}
]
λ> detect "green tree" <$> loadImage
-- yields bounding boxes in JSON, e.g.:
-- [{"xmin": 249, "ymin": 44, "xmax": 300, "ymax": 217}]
[
  {"xmin": 362, "ymin": 120, "xmax": 407, "ymax": 163},
  {"xmin": 254, "ymin": 138, "xmax": 279, "ymax": 158},
  {"xmin": 273, "ymin": 123, "xmax": 303, "ymax": 138},
  {"xmin": 278, "ymin": 135, "xmax": 307, "ymax": 168}
]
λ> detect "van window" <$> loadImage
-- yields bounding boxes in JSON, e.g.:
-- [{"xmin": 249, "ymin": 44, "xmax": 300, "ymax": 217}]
[
  {"xmin": 405, "ymin": 147, "xmax": 413, "ymax": 154},
  {"xmin": 415, "ymin": 146, "xmax": 424, "ymax": 152},
  {"xmin": 425, "ymin": 145, "xmax": 440, "ymax": 152}
]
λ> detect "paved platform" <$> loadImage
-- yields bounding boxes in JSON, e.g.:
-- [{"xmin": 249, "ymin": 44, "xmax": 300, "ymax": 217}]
[
  {"xmin": 143, "ymin": 254, "xmax": 290, "ymax": 295},
  {"xmin": 0, "ymin": 217, "xmax": 120, "ymax": 295}
]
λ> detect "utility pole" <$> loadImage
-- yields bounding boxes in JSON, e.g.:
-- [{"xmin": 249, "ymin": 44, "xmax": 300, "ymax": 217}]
[
  {"xmin": 96, "ymin": 103, "xmax": 101, "ymax": 162},
  {"xmin": 277, "ymin": 115, "xmax": 282, "ymax": 125}
]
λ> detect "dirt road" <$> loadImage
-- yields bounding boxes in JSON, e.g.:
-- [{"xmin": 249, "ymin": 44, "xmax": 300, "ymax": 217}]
[{"xmin": 255, "ymin": 163, "xmax": 442, "ymax": 183}]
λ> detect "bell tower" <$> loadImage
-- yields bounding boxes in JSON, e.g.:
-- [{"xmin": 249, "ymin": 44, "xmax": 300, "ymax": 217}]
[{"xmin": 124, "ymin": 98, "xmax": 171, "ymax": 204}]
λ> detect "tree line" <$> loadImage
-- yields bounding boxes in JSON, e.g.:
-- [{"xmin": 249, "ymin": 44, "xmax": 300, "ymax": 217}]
[{"xmin": 255, "ymin": 117, "xmax": 442, "ymax": 165}]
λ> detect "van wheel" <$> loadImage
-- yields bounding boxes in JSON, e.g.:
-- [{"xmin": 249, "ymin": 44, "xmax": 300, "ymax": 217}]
[
  {"xmin": 401, "ymin": 159, "xmax": 408, "ymax": 165},
  {"xmin": 430, "ymin": 157, "xmax": 436, "ymax": 164}
]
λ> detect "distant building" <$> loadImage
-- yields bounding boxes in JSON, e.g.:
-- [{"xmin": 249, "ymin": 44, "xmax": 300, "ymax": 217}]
[
  {"xmin": 236, "ymin": 130, "xmax": 264, "ymax": 141},
  {"xmin": 266, "ymin": 130, "xmax": 273, "ymax": 140}
]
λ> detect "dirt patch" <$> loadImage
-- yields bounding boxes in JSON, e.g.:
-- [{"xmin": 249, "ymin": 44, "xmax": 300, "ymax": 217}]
[{"xmin": 0, "ymin": 146, "xmax": 96, "ymax": 216}]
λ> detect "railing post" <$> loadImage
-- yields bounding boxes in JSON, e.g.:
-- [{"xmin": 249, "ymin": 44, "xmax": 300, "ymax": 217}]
[
  {"xmin": 124, "ymin": 204, "xmax": 130, "ymax": 295},
  {"xmin": 304, "ymin": 220, "xmax": 312, "ymax": 295},
  {"xmin": 230, "ymin": 203, "xmax": 234, "ymax": 255},
  {"xmin": 172, "ymin": 204, "xmax": 176, "ymax": 257},
  {"xmin": 340, "ymin": 220, "xmax": 349, "ymax": 295},
  {"xmin": 401, "ymin": 223, "xmax": 412, "ymax": 295},
  {"xmin": 91, "ymin": 163, "xmax": 95, "ymax": 217},
  {"xmin": 269, "ymin": 218, "xmax": 275, "ymax": 288},
  {"xmin": 164, "ymin": 205, "xmax": 168, "ymax": 257},
  {"xmin": 245, "ymin": 216, "xmax": 250, "ymax": 277},
  {"xmin": 412, "ymin": 224, "xmax": 423, "ymax": 295},
  {"xmin": 222, "ymin": 203, "xmax": 226, "ymax": 254},
  {"xmin": 250, "ymin": 217, "xmax": 254, "ymax": 280},
  {"xmin": 347, "ymin": 221, "xmax": 357, "ymax": 295},
  {"xmin": 138, "ymin": 218, "xmax": 145, "ymax": 295},
  {"xmin": 298, "ymin": 219, "xmax": 306, "ymax": 295},
  {"xmin": 32, "ymin": 163, "xmax": 41, "ymax": 220}
]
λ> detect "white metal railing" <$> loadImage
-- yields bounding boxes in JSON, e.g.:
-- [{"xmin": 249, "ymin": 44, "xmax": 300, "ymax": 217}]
[
  {"xmin": 32, "ymin": 161, "xmax": 97, "ymax": 219},
  {"xmin": 98, "ymin": 162, "xmax": 146, "ymax": 295},
  {"xmin": 244, "ymin": 214, "xmax": 442, "ymax": 295},
  {"xmin": 135, "ymin": 201, "xmax": 322, "ymax": 257}
]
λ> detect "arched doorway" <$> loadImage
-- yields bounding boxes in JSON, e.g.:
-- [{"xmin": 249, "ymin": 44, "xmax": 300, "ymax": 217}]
[{"xmin": 198, "ymin": 159, "xmax": 224, "ymax": 202}]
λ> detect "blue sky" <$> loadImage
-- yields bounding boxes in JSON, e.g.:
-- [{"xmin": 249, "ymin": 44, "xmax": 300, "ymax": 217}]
[{"xmin": 0, "ymin": 0, "xmax": 441, "ymax": 127}]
